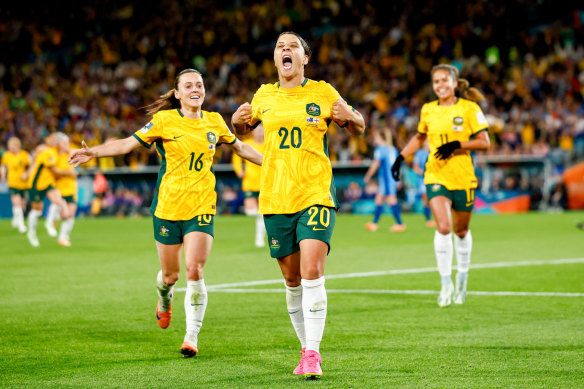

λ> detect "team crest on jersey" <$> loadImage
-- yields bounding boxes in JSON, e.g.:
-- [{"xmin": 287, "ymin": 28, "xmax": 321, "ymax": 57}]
[
  {"xmin": 306, "ymin": 103, "xmax": 321, "ymax": 117},
  {"xmin": 159, "ymin": 226, "xmax": 169, "ymax": 237},
  {"xmin": 270, "ymin": 237, "xmax": 280, "ymax": 249},
  {"xmin": 140, "ymin": 122, "xmax": 154, "ymax": 134},
  {"xmin": 452, "ymin": 117, "xmax": 464, "ymax": 131},
  {"xmin": 207, "ymin": 132, "xmax": 217, "ymax": 144}
]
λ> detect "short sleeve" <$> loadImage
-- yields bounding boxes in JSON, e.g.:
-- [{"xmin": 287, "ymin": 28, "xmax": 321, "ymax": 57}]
[
  {"xmin": 417, "ymin": 104, "xmax": 428, "ymax": 134},
  {"xmin": 373, "ymin": 147, "xmax": 382, "ymax": 161},
  {"xmin": 133, "ymin": 114, "xmax": 163, "ymax": 149},
  {"xmin": 217, "ymin": 114, "xmax": 236, "ymax": 145},
  {"xmin": 249, "ymin": 85, "xmax": 266, "ymax": 127},
  {"xmin": 468, "ymin": 102, "xmax": 489, "ymax": 135}
]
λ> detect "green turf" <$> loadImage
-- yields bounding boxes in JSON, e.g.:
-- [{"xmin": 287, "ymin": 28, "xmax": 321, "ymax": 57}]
[{"xmin": 1, "ymin": 211, "xmax": 583, "ymax": 388}]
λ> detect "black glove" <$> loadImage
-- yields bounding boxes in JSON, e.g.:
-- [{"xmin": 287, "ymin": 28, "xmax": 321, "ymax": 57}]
[
  {"xmin": 434, "ymin": 141, "xmax": 461, "ymax": 160},
  {"xmin": 391, "ymin": 154, "xmax": 405, "ymax": 181}
]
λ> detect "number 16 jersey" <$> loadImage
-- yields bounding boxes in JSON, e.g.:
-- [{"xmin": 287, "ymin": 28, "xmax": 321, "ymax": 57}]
[{"xmin": 250, "ymin": 79, "xmax": 345, "ymax": 214}]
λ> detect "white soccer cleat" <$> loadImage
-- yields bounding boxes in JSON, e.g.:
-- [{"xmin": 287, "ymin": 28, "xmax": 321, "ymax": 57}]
[
  {"xmin": 437, "ymin": 282, "xmax": 453, "ymax": 307},
  {"xmin": 45, "ymin": 222, "xmax": 58, "ymax": 237},
  {"xmin": 27, "ymin": 231, "xmax": 40, "ymax": 247},
  {"xmin": 453, "ymin": 272, "xmax": 468, "ymax": 304},
  {"xmin": 18, "ymin": 223, "xmax": 27, "ymax": 234}
]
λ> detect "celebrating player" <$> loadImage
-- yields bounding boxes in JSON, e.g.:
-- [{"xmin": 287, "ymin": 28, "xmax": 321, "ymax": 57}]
[
  {"xmin": 0, "ymin": 137, "xmax": 30, "ymax": 233},
  {"xmin": 363, "ymin": 129, "xmax": 406, "ymax": 232},
  {"xmin": 232, "ymin": 125, "xmax": 266, "ymax": 247},
  {"xmin": 391, "ymin": 64, "xmax": 490, "ymax": 307},
  {"xmin": 69, "ymin": 69, "xmax": 263, "ymax": 357},
  {"xmin": 232, "ymin": 32, "xmax": 365, "ymax": 379},
  {"xmin": 53, "ymin": 133, "xmax": 78, "ymax": 247}
]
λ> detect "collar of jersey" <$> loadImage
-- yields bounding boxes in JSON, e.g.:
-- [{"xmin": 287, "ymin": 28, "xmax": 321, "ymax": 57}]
[
  {"xmin": 177, "ymin": 108, "xmax": 203, "ymax": 119},
  {"xmin": 437, "ymin": 97, "xmax": 459, "ymax": 106},
  {"xmin": 277, "ymin": 78, "xmax": 308, "ymax": 89}
]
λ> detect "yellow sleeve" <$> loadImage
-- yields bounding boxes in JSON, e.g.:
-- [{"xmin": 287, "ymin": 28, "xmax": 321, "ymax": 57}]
[
  {"xmin": 217, "ymin": 114, "xmax": 237, "ymax": 144},
  {"xmin": 249, "ymin": 85, "xmax": 266, "ymax": 127},
  {"xmin": 132, "ymin": 114, "xmax": 163, "ymax": 148},
  {"xmin": 417, "ymin": 104, "xmax": 428, "ymax": 134},
  {"xmin": 468, "ymin": 102, "xmax": 489, "ymax": 135}
]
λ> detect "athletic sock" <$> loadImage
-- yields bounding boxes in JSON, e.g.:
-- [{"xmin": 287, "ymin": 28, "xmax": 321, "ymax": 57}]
[
  {"xmin": 302, "ymin": 277, "xmax": 327, "ymax": 353},
  {"xmin": 255, "ymin": 214, "xmax": 266, "ymax": 245},
  {"xmin": 184, "ymin": 279, "xmax": 208, "ymax": 345},
  {"xmin": 13, "ymin": 206, "xmax": 25, "ymax": 228},
  {"xmin": 434, "ymin": 231, "xmax": 453, "ymax": 285},
  {"xmin": 58, "ymin": 218, "xmax": 75, "ymax": 241},
  {"xmin": 373, "ymin": 205, "xmax": 383, "ymax": 224},
  {"xmin": 47, "ymin": 204, "xmax": 60, "ymax": 226},
  {"xmin": 454, "ymin": 230, "xmax": 472, "ymax": 273},
  {"xmin": 285, "ymin": 284, "xmax": 306, "ymax": 349},
  {"xmin": 156, "ymin": 270, "xmax": 174, "ymax": 313},
  {"xmin": 28, "ymin": 209, "xmax": 41, "ymax": 233},
  {"xmin": 423, "ymin": 206, "xmax": 432, "ymax": 221},
  {"xmin": 391, "ymin": 204, "xmax": 403, "ymax": 225}
]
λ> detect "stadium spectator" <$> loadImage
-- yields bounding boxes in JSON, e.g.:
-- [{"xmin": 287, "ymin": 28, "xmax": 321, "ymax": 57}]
[
  {"xmin": 68, "ymin": 69, "xmax": 263, "ymax": 358},
  {"xmin": 231, "ymin": 31, "xmax": 365, "ymax": 379},
  {"xmin": 391, "ymin": 64, "xmax": 490, "ymax": 307}
]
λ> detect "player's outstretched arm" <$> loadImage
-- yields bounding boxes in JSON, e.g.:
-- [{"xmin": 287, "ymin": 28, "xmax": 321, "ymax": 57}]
[
  {"xmin": 229, "ymin": 139, "xmax": 263, "ymax": 166},
  {"xmin": 69, "ymin": 136, "xmax": 141, "ymax": 167}
]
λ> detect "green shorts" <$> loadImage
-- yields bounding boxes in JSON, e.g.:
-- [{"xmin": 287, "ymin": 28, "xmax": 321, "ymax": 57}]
[
  {"xmin": 63, "ymin": 195, "xmax": 77, "ymax": 204},
  {"xmin": 264, "ymin": 205, "xmax": 336, "ymax": 259},
  {"xmin": 426, "ymin": 184, "xmax": 475, "ymax": 212},
  {"xmin": 29, "ymin": 185, "xmax": 53, "ymax": 203},
  {"xmin": 153, "ymin": 214, "xmax": 214, "ymax": 245},
  {"xmin": 244, "ymin": 191, "xmax": 260, "ymax": 199},
  {"xmin": 9, "ymin": 188, "xmax": 27, "ymax": 197}
]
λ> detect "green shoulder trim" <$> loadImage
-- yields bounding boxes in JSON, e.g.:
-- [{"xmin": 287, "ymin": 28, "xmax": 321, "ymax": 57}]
[{"xmin": 132, "ymin": 133, "xmax": 152, "ymax": 149}]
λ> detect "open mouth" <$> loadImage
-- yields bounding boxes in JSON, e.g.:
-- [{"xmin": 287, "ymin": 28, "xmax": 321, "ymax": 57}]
[
  {"xmin": 282, "ymin": 55, "xmax": 292, "ymax": 70},
  {"xmin": 190, "ymin": 95, "xmax": 200, "ymax": 100}
]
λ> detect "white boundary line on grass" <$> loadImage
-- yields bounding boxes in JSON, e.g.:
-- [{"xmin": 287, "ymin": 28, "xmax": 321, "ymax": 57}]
[{"xmin": 174, "ymin": 257, "xmax": 584, "ymax": 296}]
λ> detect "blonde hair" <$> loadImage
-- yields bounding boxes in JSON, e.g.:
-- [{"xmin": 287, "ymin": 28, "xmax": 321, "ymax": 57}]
[
  {"xmin": 7, "ymin": 137, "xmax": 21, "ymax": 149},
  {"xmin": 431, "ymin": 64, "xmax": 485, "ymax": 103},
  {"xmin": 143, "ymin": 69, "xmax": 202, "ymax": 117}
]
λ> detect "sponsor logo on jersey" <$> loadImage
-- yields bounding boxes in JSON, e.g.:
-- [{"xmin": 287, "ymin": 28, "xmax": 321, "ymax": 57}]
[
  {"xmin": 207, "ymin": 132, "xmax": 217, "ymax": 144},
  {"xmin": 306, "ymin": 103, "xmax": 321, "ymax": 117},
  {"xmin": 270, "ymin": 237, "xmax": 280, "ymax": 249},
  {"xmin": 140, "ymin": 122, "xmax": 154, "ymax": 134},
  {"xmin": 306, "ymin": 117, "xmax": 320, "ymax": 124}
]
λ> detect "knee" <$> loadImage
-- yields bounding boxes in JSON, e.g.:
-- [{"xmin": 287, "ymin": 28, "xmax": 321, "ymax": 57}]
[
  {"xmin": 162, "ymin": 271, "xmax": 179, "ymax": 286},
  {"xmin": 185, "ymin": 261, "xmax": 205, "ymax": 280},
  {"xmin": 283, "ymin": 273, "xmax": 301, "ymax": 287},
  {"xmin": 436, "ymin": 221, "xmax": 451, "ymax": 235},
  {"xmin": 454, "ymin": 228, "xmax": 469, "ymax": 239}
]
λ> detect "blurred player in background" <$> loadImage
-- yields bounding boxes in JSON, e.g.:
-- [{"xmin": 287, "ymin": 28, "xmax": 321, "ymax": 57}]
[
  {"xmin": 232, "ymin": 31, "xmax": 365, "ymax": 380},
  {"xmin": 391, "ymin": 64, "xmax": 490, "ymax": 307},
  {"xmin": 363, "ymin": 129, "xmax": 406, "ymax": 232},
  {"xmin": 232, "ymin": 125, "xmax": 266, "ymax": 247},
  {"xmin": 25, "ymin": 133, "xmax": 70, "ymax": 247},
  {"xmin": 69, "ymin": 69, "xmax": 263, "ymax": 358},
  {"xmin": 412, "ymin": 140, "xmax": 436, "ymax": 228},
  {"xmin": 0, "ymin": 137, "xmax": 30, "ymax": 233},
  {"xmin": 52, "ymin": 133, "xmax": 78, "ymax": 247}
]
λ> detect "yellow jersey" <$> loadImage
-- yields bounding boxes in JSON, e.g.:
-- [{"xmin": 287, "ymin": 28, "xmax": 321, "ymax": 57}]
[
  {"xmin": 1, "ymin": 150, "xmax": 30, "ymax": 189},
  {"xmin": 418, "ymin": 98, "xmax": 488, "ymax": 190},
  {"xmin": 232, "ymin": 138, "xmax": 264, "ymax": 192},
  {"xmin": 250, "ymin": 79, "xmax": 344, "ymax": 214},
  {"xmin": 133, "ymin": 108, "xmax": 236, "ymax": 220},
  {"xmin": 29, "ymin": 146, "xmax": 58, "ymax": 191},
  {"xmin": 56, "ymin": 152, "xmax": 78, "ymax": 197}
]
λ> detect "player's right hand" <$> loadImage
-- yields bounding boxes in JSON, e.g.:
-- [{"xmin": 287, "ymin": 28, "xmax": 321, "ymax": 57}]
[
  {"xmin": 391, "ymin": 154, "xmax": 405, "ymax": 181},
  {"xmin": 232, "ymin": 103, "xmax": 253, "ymax": 126},
  {"xmin": 68, "ymin": 141, "xmax": 95, "ymax": 167}
]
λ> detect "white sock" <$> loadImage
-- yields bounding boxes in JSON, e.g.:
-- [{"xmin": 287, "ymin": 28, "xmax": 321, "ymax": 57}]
[
  {"xmin": 156, "ymin": 270, "xmax": 174, "ymax": 313},
  {"xmin": 255, "ymin": 214, "xmax": 266, "ymax": 245},
  {"xmin": 47, "ymin": 204, "xmax": 60, "ymax": 226},
  {"xmin": 285, "ymin": 284, "xmax": 306, "ymax": 349},
  {"xmin": 28, "ymin": 209, "xmax": 41, "ymax": 234},
  {"xmin": 434, "ymin": 231, "xmax": 453, "ymax": 285},
  {"xmin": 58, "ymin": 218, "xmax": 75, "ymax": 240},
  {"xmin": 13, "ymin": 206, "xmax": 25, "ymax": 228},
  {"xmin": 302, "ymin": 277, "xmax": 327, "ymax": 353},
  {"xmin": 184, "ymin": 279, "xmax": 208, "ymax": 345},
  {"xmin": 454, "ymin": 230, "xmax": 472, "ymax": 274},
  {"xmin": 244, "ymin": 208, "xmax": 258, "ymax": 216}
]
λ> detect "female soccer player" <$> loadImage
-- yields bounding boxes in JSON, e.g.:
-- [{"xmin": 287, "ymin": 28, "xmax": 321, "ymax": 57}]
[
  {"xmin": 232, "ymin": 125, "xmax": 266, "ymax": 247},
  {"xmin": 0, "ymin": 137, "xmax": 30, "ymax": 233},
  {"xmin": 391, "ymin": 64, "xmax": 490, "ymax": 307},
  {"xmin": 231, "ymin": 32, "xmax": 365, "ymax": 379},
  {"xmin": 69, "ymin": 69, "xmax": 263, "ymax": 357},
  {"xmin": 363, "ymin": 129, "xmax": 406, "ymax": 232},
  {"xmin": 53, "ymin": 133, "xmax": 78, "ymax": 247}
]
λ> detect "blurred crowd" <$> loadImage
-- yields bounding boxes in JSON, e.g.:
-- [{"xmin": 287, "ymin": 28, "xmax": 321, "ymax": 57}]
[{"xmin": 1, "ymin": 1, "xmax": 583, "ymax": 171}]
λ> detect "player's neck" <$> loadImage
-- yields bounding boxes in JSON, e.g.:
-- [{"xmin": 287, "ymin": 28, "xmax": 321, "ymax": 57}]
[
  {"xmin": 181, "ymin": 106, "xmax": 202, "ymax": 119},
  {"xmin": 438, "ymin": 96, "xmax": 458, "ymax": 106},
  {"xmin": 278, "ymin": 73, "xmax": 305, "ymax": 89}
]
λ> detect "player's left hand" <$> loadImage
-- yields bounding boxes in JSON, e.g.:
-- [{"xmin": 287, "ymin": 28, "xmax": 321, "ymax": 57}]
[
  {"xmin": 434, "ymin": 141, "xmax": 461, "ymax": 160},
  {"xmin": 331, "ymin": 98, "xmax": 352, "ymax": 125}
]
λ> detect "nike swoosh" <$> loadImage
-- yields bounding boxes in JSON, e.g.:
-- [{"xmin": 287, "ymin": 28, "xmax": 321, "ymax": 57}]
[
  {"xmin": 173, "ymin": 135, "xmax": 184, "ymax": 139},
  {"xmin": 313, "ymin": 227, "xmax": 326, "ymax": 231},
  {"xmin": 309, "ymin": 308, "xmax": 325, "ymax": 312},
  {"xmin": 190, "ymin": 303, "xmax": 204, "ymax": 306},
  {"xmin": 288, "ymin": 310, "xmax": 301, "ymax": 314},
  {"xmin": 262, "ymin": 108, "xmax": 271, "ymax": 114},
  {"xmin": 156, "ymin": 311, "xmax": 162, "ymax": 320}
]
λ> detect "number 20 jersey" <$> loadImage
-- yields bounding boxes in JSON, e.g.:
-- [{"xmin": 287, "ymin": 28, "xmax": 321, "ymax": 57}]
[{"xmin": 250, "ymin": 79, "xmax": 346, "ymax": 214}]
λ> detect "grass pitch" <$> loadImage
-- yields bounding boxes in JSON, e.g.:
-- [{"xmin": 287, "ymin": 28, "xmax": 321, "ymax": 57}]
[{"xmin": 1, "ymin": 211, "xmax": 583, "ymax": 388}]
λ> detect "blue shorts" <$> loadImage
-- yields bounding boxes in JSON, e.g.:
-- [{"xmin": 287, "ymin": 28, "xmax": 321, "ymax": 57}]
[{"xmin": 379, "ymin": 176, "xmax": 397, "ymax": 196}]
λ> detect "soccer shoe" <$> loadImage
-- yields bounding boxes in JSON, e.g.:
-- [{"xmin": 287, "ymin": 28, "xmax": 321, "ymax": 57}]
[
  {"xmin": 27, "ymin": 231, "xmax": 40, "ymax": 247},
  {"xmin": 18, "ymin": 223, "xmax": 27, "ymax": 233},
  {"xmin": 58, "ymin": 238, "xmax": 71, "ymax": 247},
  {"xmin": 453, "ymin": 272, "xmax": 468, "ymax": 304},
  {"xmin": 437, "ymin": 282, "xmax": 453, "ymax": 308},
  {"xmin": 45, "ymin": 221, "xmax": 58, "ymax": 237},
  {"xmin": 425, "ymin": 220, "xmax": 437, "ymax": 228},
  {"xmin": 293, "ymin": 348, "xmax": 306, "ymax": 375},
  {"xmin": 156, "ymin": 299, "xmax": 173, "ymax": 329},
  {"xmin": 181, "ymin": 335, "xmax": 198, "ymax": 358},
  {"xmin": 389, "ymin": 224, "xmax": 407, "ymax": 232},
  {"xmin": 303, "ymin": 350, "xmax": 323, "ymax": 380},
  {"xmin": 365, "ymin": 222, "xmax": 378, "ymax": 232}
]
